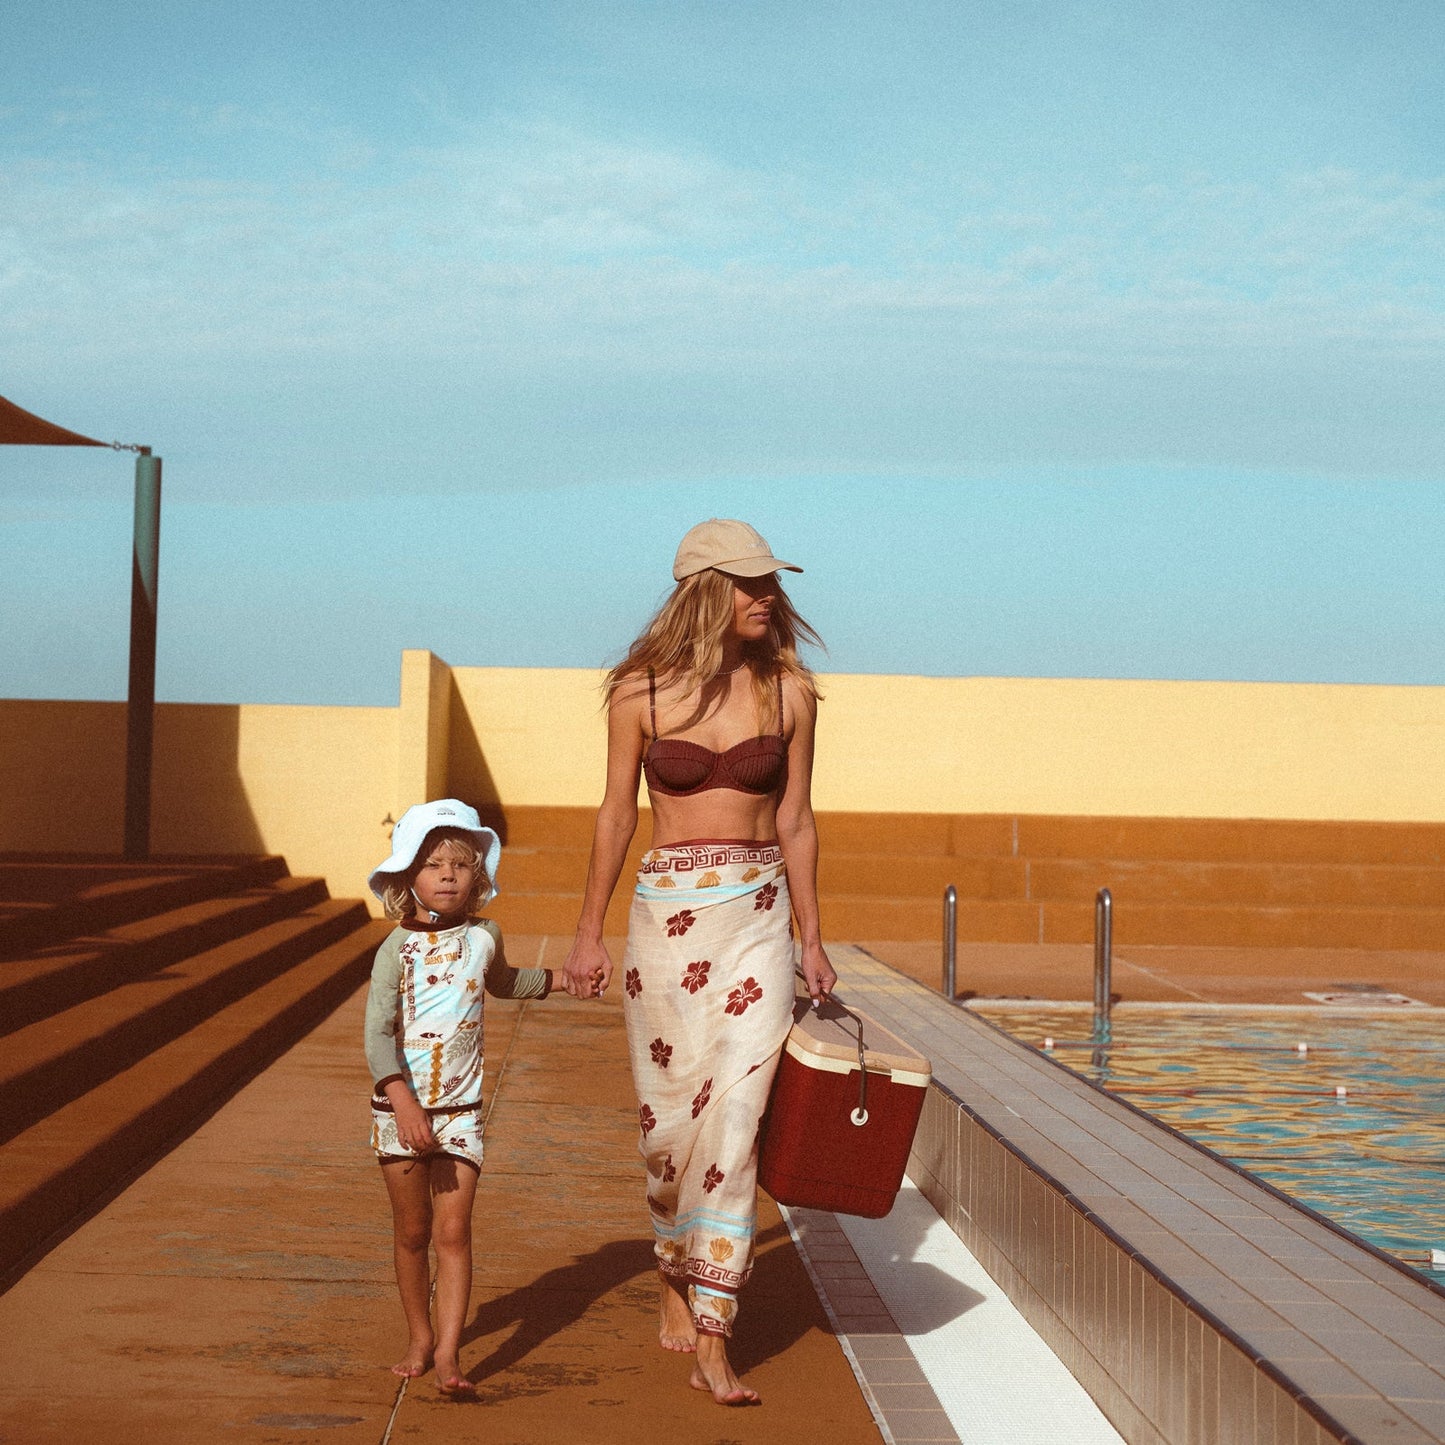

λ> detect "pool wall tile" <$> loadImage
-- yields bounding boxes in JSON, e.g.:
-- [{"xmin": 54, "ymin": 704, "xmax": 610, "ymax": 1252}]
[{"xmin": 858, "ymin": 950, "xmax": 1444, "ymax": 1445}]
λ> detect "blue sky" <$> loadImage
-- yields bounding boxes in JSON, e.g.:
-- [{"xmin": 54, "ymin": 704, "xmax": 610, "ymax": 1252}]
[{"xmin": 3, "ymin": 1, "xmax": 1443, "ymax": 703}]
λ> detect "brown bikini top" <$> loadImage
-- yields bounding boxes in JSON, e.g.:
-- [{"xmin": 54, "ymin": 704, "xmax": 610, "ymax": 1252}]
[{"xmin": 643, "ymin": 670, "xmax": 787, "ymax": 798}]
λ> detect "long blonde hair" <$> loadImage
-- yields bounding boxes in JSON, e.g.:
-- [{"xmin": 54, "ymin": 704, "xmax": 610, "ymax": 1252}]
[{"xmin": 606, "ymin": 568, "xmax": 823, "ymax": 734}]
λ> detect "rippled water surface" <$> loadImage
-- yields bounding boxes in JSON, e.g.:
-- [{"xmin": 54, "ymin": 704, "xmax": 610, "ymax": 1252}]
[{"xmin": 969, "ymin": 1004, "xmax": 1445, "ymax": 1284}]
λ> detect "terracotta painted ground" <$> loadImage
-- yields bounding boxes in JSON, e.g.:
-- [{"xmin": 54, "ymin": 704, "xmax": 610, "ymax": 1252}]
[{"xmin": 0, "ymin": 939, "xmax": 883, "ymax": 1445}]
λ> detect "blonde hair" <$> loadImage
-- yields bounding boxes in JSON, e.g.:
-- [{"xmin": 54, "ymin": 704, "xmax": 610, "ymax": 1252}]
[
  {"xmin": 606, "ymin": 567, "xmax": 823, "ymax": 733},
  {"xmin": 377, "ymin": 827, "xmax": 492, "ymax": 921}
]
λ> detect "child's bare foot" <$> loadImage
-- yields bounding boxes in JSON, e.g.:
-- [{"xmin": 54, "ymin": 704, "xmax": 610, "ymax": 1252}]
[
  {"xmin": 658, "ymin": 1274, "xmax": 697, "ymax": 1352},
  {"xmin": 689, "ymin": 1333, "xmax": 760, "ymax": 1405},
  {"xmin": 390, "ymin": 1333, "xmax": 433, "ymax": 1379}
]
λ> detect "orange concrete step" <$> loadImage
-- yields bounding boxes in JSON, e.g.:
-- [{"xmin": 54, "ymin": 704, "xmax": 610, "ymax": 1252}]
[
  {"xmin": 489, "ymin": 889, "xmax": 635, "ymax": 939},
  {"xmin": 0, "ymin": 875, "xmax": 331, "ymax": 1032},
  {"xmin": 824, "ymin": 895, "xmax": 1039, "ymax": 943},
  {"xmin": 500, "ymin": 845, "xmax": 605, "ymax": 892},
  {"xmin": 0, "ymin": 897, "xmax": 368, "ymax": 1142},
  {"xmin": 0, "ymin": 855, "xmax": 290, "ymax": 958},
  {"xmin": 1026, "ymin": 858, "xmax": 1445, "ymax": 909},
  {"xmin": 1038, "ymin": 899, "xmax": 1445, "ymax": 949},
  {"xmin": 483, "ymin": 807, "xmax": 1023, "ymax": 858},
  {"xmin": 0, "ymin": 918, "xmax": 390, "ymax": 1286},
  {"xmin": 494, "ymin": 845, "xmax": 1027, "ymax": 902},
  {"xmin": 819, "ymin": 852, "xmax": 1026, "ymax": 899},
  {"xmin": 1016, "ymin": 815, "xmax": 1445, "ymax": 866},
  {"xmin": 479, "ymin": 805, "xmax": 601, "ymax": 849},
  {"xmin": 816, "ymin": 812, "xmax": 1018, "ymax": 857}
]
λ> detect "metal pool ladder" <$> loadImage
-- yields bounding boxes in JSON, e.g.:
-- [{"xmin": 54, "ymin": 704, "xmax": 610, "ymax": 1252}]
[{"xmin": 1094, "ymin": 886, "xmax": 1113, "ymax": 1039}]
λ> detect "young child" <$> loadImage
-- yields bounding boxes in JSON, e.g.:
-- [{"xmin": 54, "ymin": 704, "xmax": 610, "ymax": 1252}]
[{"xmin": 364, "ymin": 798, "xmax": 554, "ymax": 1396}]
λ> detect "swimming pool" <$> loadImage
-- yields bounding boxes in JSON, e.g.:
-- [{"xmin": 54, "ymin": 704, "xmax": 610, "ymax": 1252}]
[{"xmin": 967, "ymin": 1002, "xmax": 1445, "ymax": 1286}]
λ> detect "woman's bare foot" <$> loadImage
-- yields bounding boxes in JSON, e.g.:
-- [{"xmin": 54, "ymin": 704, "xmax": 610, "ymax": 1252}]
[
  {"xmin": 434, "ymin": 1351, "xmax": 476, "ymax": 1397},
  {"xmin": 658, "ymin": 1274, "xmax": 697, "ymax": 1352},
  {"xmin": 390, "ymin": 1337, "xmax": 432, "ymax": 1379},
  {"xmin": 688, "ymin": 1333, "xmax": 760, "ymax": 1405}
]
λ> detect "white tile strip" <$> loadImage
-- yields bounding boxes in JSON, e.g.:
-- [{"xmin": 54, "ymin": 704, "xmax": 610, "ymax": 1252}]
[{"xmin": 837, "ymin": 1179, "xmax": 1125, "ymax": 1445}]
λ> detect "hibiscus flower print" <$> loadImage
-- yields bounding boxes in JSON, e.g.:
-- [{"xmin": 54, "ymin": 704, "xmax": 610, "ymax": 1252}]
[
  {"xmin": 649, "ymin": 1037, "xmax": 673, "ymax": 1069},
  {"xmin": 639, "ymin": 1103, "xmax": 657, "ymax": 1136},
  {"xmin": 663, "ymin": 1154, "xmax": 676, "ymax": 1183},
  {"xmin": 624, "ymin": 967, "xmax": 642, "ymax": 999},
  {"xmin": 681, "ymin": 958, "xmax": 712, "ymax": 993},
  {"xmin": 691, "ymin": 1078, "xmax": 713, "ymax": 1118},
  {"xmin": 724, "ymin": 977, "xmax": 762, "ymax": 1016},
  {"xmin": 665, "ymin": 909, "xmax": 696, "ymax": 937},
  {"xmin": 754, "ymin": 882, "xmax": 779, "ymax": 912},
  {"xmin": 703, "ymin": 1164, "xmax": 725, "ymax": 1194}
]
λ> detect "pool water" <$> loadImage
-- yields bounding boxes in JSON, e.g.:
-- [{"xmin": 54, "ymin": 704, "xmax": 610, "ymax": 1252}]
[{"xmin": 968, "ymin": 1004, "xmax": 1445, "ymax": 1285}]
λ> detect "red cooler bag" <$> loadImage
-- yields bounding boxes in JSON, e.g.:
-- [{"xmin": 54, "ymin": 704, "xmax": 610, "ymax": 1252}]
[{"xmin": 759, "ymin": 995, "xmax": 931, "ymax": 1218}]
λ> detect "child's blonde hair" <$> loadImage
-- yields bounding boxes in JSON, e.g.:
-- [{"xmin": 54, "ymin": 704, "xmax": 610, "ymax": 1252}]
[{"xmin": 376, "ymin": 827, "xmax": 492, "ymax": 921}]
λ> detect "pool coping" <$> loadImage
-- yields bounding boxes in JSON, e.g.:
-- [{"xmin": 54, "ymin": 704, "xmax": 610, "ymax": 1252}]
[
  {"xmin": 830, "ymin": 944, "xmax": 1445, "ymax": 1445},
  {"xmin": 781, "ymin": 1203, "xmax": 962, "ymax": 1445},
  {"xmin": 963, "ymin": 999, "xmax": 1445, "ymax": 1305}
]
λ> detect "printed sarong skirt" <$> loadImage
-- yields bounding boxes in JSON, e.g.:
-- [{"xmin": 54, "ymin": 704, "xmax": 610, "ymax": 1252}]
[{"xmin": 621, "ymin": 839, "xmax": 794, "ymax": 1337}]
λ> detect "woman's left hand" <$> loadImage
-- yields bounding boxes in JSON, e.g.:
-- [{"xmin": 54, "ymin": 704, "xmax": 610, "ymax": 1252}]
[{"xmin": 798, "ymin": 940, "xmax": 837, "ymax": 1006}]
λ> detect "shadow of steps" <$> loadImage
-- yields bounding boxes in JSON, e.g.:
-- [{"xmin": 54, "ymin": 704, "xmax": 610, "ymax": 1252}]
[{"xmin": 0, "ymin": 916, "xmax": 389, "ymax": 1287}]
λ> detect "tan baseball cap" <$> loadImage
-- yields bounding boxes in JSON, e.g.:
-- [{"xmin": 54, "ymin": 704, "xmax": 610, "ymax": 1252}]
[{"xmin": 672, "ymin": 518, "xmax": 803, "ymax": 581}]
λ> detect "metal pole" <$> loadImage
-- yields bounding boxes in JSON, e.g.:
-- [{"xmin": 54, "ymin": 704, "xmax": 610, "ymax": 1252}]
[
  {"xmin": 942, "ymin": 884, "xmax": 957, "ymax": 1000},
  {"xmin": 1092, "ymin": 886, "xmax": 1113, "ymax": 1035},
  {"xmin": 124, "ymin": 449, "xmax": 161, "ymax": 859}
]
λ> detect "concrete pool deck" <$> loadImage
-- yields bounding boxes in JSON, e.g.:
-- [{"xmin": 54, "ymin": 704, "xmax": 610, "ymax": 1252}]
[
  {"xmin": 0, "ymin": 936, "xmax": 1131, "ymax": 1445},
  {"xmin": 4, "ymin": 934, "xmax": 1444, "ymax": 1443},
  {"xmin": 0, "ymin": 946, "xmax": 888, "ymax": 1444}
]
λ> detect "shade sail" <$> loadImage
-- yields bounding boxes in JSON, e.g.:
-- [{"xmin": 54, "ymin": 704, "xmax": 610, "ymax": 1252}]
[{"xmin": 0, "ymin": 392, "xmax": 106, "ymax": 446}]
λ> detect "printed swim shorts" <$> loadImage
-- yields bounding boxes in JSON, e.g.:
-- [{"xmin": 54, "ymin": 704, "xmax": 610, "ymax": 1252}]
[{"xmin": 370, "ymin": 1095, "xmax": 484, "ymax": 1171}]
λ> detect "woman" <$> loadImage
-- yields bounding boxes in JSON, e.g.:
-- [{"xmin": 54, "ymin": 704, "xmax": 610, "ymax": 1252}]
[{"xmin": 562, "ymin": 518, "xmax": 837, "ymax": 1407}]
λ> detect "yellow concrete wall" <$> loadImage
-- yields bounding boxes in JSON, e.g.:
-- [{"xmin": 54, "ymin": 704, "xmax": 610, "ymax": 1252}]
[
  {"xmin": 446, "ymin": 667, "xmax": 610, "ymax": 808},
  {"xmin": 442, "ymin": 666, "xmax": 1445, "ymax": 823},
  {"xmin": 149, "ymin": 702, "xmax": 399, "ymax": 910},
  {"xmin": 5, "ymin": 658, "xmax": 1445, "ymax": 909},
  {"xmin": 806, "ymin": 675, "xmax": 1445, "ymax": 821}
]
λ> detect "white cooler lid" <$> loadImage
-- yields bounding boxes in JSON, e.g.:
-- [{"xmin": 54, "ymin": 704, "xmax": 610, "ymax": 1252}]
[{"xmin": 785, "ymin": 994, "xmax": 931, "ymax": 1084}]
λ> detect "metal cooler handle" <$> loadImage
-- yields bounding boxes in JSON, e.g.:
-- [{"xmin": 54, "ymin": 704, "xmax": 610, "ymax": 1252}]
[{"xmin": 795, "ymin": 974, "xmax": 871, "ymax": 1126}]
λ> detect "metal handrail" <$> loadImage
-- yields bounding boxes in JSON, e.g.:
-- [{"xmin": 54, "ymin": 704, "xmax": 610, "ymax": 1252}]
[
  {"xmin": 942, "ymin": 884, "xmax": 957, "ymax": 1001},
  {"xmin": 1093, "ymin": 886, "xmax": 1113, "ymax": 1038}
]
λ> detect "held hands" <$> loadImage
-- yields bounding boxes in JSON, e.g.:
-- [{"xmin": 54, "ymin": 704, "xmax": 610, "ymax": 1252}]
[
  {"xmin": 561, "ymin": 937, "xmax": 614, "ymax": 1001},
  {"xmin": 799, "ymin": 940, "xmax": 837, "ymax": 1008}
]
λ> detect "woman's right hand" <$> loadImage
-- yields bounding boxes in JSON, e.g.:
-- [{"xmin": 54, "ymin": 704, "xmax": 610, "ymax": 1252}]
[{"xmin": 562, "ymin": 936, "xmax": 614, "ymax": 999}]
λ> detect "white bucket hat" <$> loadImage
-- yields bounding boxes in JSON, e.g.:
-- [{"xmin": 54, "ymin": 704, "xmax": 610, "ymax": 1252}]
[{"xmin": 368, "ymin": 799, "xmax": 502, "ymax": 906}]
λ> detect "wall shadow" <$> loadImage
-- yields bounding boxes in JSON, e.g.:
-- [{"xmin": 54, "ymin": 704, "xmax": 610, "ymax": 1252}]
[
  {"xmin": 151, "ymin": 704, "xmax": 267, "ymax": 855},
  {"xmin": 445, "ymin": 676, "xmax": 506, "ymax": 841}
]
